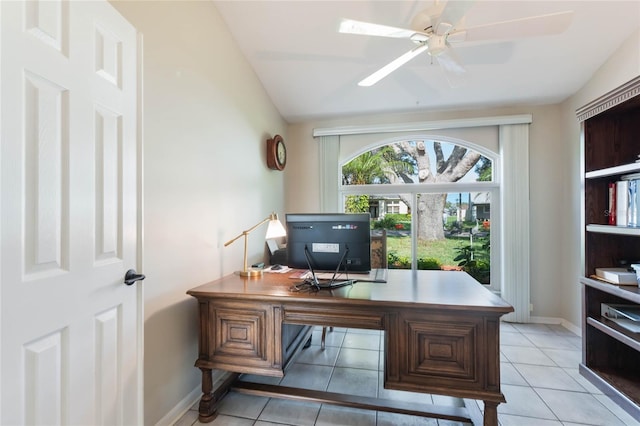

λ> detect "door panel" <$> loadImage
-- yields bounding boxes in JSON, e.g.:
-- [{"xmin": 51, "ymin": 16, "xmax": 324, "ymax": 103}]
[
  {"xmin": 1, "ymin": 1, "xmax": 141, "ymax": 424},
  {"xmin": 23, "ymin": 70, "xmax": 70, "ymax": 278}
]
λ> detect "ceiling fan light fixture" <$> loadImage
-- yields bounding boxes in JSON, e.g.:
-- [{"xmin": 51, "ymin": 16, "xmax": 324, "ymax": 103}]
[{"xmin": 427, "ymin": 35, "xmax": 447, "ymax": 56}]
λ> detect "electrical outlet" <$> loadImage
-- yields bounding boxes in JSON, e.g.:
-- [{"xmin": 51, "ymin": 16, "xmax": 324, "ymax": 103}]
[{"xmin": 529, "ymin": 303, "xmax": 533, "ymax": 312}]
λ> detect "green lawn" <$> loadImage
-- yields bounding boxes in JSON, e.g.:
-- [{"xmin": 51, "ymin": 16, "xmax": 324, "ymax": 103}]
[{"xmin": 386, "ymin": 234, "xmax": 487, "ymax": 267}]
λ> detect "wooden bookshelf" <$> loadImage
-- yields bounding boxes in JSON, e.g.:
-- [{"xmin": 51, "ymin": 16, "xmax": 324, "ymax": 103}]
[{"xmin": 578, "ymin": 76, "xmax": 640, "ymax": 422}]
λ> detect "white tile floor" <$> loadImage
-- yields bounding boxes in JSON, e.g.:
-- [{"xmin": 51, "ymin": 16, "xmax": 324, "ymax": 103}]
[{"xmin": 175, "ymin": 323, "xmax": 640, "ymax": 426}]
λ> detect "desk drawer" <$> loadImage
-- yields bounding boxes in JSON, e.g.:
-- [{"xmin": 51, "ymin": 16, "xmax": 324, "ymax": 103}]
[
  {"xmin": 284, "ymin": 305, "xmax": 384, "ymax": 330},
  {"xmin": 197, "ymin": 301, "xmax": 285, "ymax": 377},
  {"xmin": 385, "ymin": 310, "xmax": 502, "ymax": 401}
]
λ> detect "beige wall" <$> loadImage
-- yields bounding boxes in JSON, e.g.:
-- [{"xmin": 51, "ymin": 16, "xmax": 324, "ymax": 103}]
[{"xmin": 110, "ymin": 1, "xmax": 287, "ymax": 424}]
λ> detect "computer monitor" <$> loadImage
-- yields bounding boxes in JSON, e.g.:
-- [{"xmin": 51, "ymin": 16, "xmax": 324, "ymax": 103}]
[{"xmin": 285, "ymin": 213, "xmax": 371, "ymax": 272}]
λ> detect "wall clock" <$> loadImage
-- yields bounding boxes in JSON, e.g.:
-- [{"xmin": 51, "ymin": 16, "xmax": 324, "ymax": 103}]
[{"xmin": 266, "ymin": 135, "xmax": 286, "ymax": 171}]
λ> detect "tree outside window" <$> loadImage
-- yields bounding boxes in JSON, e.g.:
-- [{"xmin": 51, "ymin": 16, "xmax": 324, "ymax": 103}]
[{"xmin": 341, "ymin": 139, "xmax": 493, "ymax": 284}]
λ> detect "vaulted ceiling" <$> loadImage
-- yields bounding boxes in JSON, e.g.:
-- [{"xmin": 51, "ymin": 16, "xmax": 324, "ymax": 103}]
[{"xmin": 214, "ymin": 1, "xmax": 640, "ymax": 123}]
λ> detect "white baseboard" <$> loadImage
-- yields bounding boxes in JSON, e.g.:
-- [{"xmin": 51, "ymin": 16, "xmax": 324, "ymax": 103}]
[
  {"xmin": 528, "ymin": 315, "xmax": 582, "ymax": 337},
  {"xmin": 154, "ymin": 385, "xmax": 200, "ymax": 426},
  {"xmin": 155, "ymin": 370, "xmax": 236, "ymax": 426}
]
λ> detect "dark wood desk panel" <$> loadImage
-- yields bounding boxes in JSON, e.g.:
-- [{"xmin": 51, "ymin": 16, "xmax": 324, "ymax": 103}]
[{"xmin": 188, "ymin": 269, "xmax": 513, "ymax": 425}]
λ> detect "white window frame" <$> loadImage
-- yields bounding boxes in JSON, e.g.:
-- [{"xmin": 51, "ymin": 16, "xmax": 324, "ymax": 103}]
[{"xmin": 338, "ymin": 136, "xmax": 500, "ymax": 292}]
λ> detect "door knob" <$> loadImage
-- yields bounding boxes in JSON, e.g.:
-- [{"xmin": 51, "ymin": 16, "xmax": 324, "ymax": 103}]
[{"xmin": 124, "ymin": 269, "xmax": 146, "ymax": 286}]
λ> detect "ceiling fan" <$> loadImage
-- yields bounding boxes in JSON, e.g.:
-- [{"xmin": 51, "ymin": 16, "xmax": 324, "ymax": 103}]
[{"xmin": 339, "ymin": 0, "xmax": 573, "ymax": 87}]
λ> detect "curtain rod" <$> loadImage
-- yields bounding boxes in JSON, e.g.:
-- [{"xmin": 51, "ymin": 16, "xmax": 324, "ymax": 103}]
[{"xmin": 312, "ymin": 114, "xmax": 532, "ymax": 137}]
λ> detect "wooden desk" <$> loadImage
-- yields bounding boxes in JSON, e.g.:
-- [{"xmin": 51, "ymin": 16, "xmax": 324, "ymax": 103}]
[{"xmin": 187, "ymin": 269, "xmax": 513, "ymax": 425}]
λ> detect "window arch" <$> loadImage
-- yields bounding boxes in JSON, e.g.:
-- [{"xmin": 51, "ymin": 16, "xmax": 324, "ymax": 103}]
[{"xmin": 339, "ymin": 135, "xmax": 500, "ymax": 288}]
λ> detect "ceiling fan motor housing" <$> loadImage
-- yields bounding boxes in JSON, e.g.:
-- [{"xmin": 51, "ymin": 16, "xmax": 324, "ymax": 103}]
[{"xmin": 427, "ymin": 36, "xmax": 447, "ymax": 56}]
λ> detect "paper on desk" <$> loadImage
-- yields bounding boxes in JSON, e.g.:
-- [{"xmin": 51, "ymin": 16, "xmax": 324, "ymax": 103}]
[{"xmin": 264, "ymin": 265, "xmax": 292, "ymax": 273}]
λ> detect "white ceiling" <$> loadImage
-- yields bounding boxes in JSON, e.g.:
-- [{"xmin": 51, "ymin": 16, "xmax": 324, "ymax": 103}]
[{"xmin": 214, "ymin": 1, "xmax": 640, "ymax": 123}]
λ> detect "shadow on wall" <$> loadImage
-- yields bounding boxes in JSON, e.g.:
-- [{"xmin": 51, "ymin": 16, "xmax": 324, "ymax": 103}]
[{"xmin": 144, "ymin": 296, "xmax": 201, "ymax": 424}]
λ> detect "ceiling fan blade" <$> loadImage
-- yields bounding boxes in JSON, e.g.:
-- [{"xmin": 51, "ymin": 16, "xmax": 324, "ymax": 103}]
[
  {"xmin": 462, "ymin": 10, "xmax": 574, "ymax": 42},
  {"xmin": 436, "ymin": 0, "xmax": 476, "ymax": 35},
  {"xmin": 436, "ymin": 46, "xmax": 467, "ymax": 88},
  {"xmin": 358, "ymin": 44, "xmax": 429, "ymax": 87},
  {"xmin": 339, "ymin": 18, "xmax": 416, "ymax": 39}
]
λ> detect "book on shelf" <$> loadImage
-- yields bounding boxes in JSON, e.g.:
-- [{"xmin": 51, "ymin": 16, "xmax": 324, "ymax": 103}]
[
  {"xmin": 616, "ymin": 180, "xmax": 629, "ymax": 226},
  {"xmin": 624, "ymin": 173, "xmax": 640, "ymax": 225},
  {"xmin": 595, "ymin": 267, "xmax": 638, "ymax": 284},
  {"xmin": 610, "ymin": 174, "xmax": 640, "ymax": 228},
  {"xmin": 608, "ymin": 182, "xmax": 616, "ymax": 225},
  {"xmin": 622, "ymin": 173, "xmax": 640, "ymax": 227},
  {"xmin": 630, "ymin": 179, "xmax": 639, "ymax": 227},
  {"xmin": 602, "ymin": 303, "xmax": 640, "ymax": 321},
  {"xmin": 601, "ymin": 304, "xmax": 640, "ymax": 333}
]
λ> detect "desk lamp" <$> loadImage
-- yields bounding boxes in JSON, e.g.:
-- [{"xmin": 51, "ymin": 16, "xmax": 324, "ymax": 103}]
[{"xmin": 224, "ymin": 212, "xmax": 286, "ymax": 277}]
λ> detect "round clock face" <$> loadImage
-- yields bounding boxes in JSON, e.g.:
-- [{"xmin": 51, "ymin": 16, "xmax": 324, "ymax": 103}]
[{"xmin": 276, "ymin": 140, "xmax": 286, "ymax": 166}]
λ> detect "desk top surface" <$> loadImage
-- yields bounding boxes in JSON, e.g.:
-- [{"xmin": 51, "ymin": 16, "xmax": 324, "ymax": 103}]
[{"xmin": 187, "ymin": 269, "xmax": 513, "ymax": 314}]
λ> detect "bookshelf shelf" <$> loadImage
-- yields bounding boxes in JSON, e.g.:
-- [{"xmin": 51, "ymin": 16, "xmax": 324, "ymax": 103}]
[
  {"xmin": 585, "ymin": 162, "xmax": 640, "ymax": 179},
  {"xmin": 586, "ymin": 316, "xmax": 640, "ymax": 352},
  {"xmin": 579, "ymin": 76, "xmax": 640, "ymax": 421},
  {"xmin": 586, "ymin": 224, "xmax": 640, "ymax": 236},
  {"xmin": 581, "ymin": 276, "xmax": 640, "ymax": 302}
]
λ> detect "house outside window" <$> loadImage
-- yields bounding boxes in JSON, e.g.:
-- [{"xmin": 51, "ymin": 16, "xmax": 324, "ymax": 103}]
[{"xmin": 386, "ymin": 201, "xmax": 402, "ymax": 214}]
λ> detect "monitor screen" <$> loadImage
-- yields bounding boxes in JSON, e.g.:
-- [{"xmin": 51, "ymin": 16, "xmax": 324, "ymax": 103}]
[{"xmin": 285, "ymin": 213, "xmax": 371, "ymax": 272}]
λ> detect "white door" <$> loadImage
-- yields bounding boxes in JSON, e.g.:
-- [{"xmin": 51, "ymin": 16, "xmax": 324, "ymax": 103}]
[{"xmin": 1, "ymin": 1, "xmax": 142, "ymax": 424}]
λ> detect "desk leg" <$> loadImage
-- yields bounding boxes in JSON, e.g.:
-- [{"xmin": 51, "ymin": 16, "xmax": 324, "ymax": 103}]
[
  {"xmin": 196, "ymin": 367, "xmax": 240, "ymax": 423},
  {"xmin": 483, "ymin": 401, "xmax": 499, "ymax": 426},
  {"xmin": 197, "ymin": 367, "xmax": 217, "ymax": 423}
]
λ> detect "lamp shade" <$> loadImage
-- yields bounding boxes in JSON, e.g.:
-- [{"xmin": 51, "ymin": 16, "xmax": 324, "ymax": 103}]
[{"xmin": 265, "ymin": 216, "xmax": 286, "ymax": 239}]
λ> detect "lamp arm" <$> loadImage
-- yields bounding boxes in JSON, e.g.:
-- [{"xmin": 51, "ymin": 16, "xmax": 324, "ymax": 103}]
[{"xmin": 223, "ymin": 213, "xmax": 276, "ymax": 247}]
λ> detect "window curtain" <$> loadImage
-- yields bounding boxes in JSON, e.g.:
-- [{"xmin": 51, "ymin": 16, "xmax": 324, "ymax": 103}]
[
  {"xmin": 318, "ymin": 135, "xmax": 340, "ymax": 213},
  {"xmin": 500, "ymin": 123, "xmax": 531, "ymax": 323}
]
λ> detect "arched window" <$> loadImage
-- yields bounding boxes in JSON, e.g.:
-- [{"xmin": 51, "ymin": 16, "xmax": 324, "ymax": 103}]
[{"xmin": 339, "ymin": 137, "xmax": 498, "ymax": 286}]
